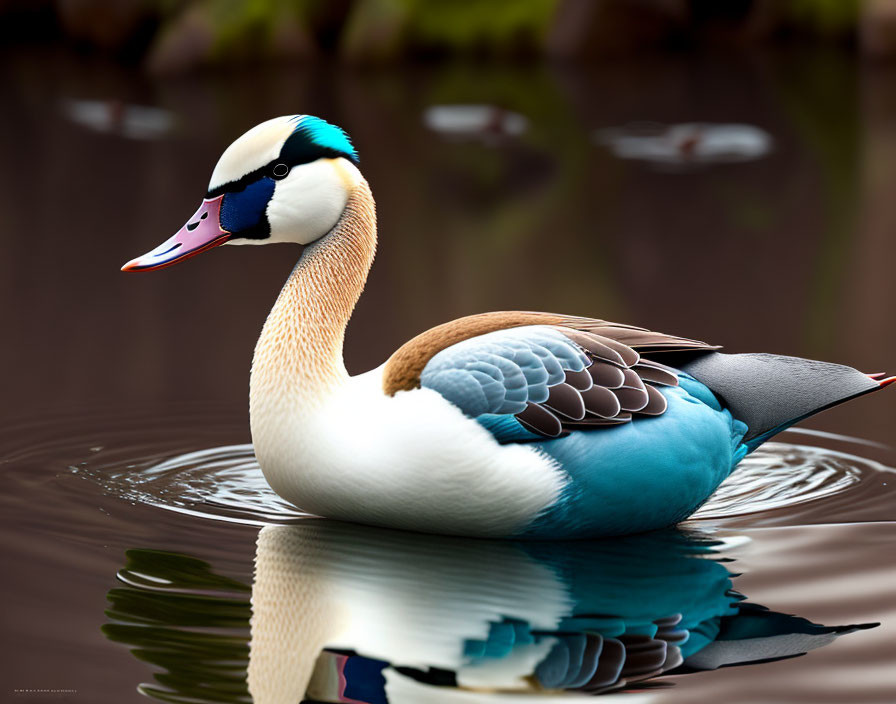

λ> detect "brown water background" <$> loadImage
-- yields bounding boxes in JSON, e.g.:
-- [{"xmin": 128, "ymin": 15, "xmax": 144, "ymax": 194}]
[{"xmin": 2, "ymin": 45, "xmax": 896, "ymax": 702}]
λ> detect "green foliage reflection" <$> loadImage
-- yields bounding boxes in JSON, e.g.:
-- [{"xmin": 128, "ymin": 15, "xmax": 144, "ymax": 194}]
[{"xmin": 102, "ymin": 549, "xmax": 251, "ymax": 704}]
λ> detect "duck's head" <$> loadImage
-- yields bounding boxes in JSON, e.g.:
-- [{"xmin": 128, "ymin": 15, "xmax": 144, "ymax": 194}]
[{"xmin": 122, "ymin": 115, "xmax": 361, "ymax": 272}]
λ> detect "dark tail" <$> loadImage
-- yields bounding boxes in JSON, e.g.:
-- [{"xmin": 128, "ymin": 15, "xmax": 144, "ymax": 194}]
[
  {"xmin": 678, "ymin": 352, "xmax": 893, "ymax": 451},
  {"xmin": 681, "ymin": 602, "xmax": 877, "ymax": 671}
]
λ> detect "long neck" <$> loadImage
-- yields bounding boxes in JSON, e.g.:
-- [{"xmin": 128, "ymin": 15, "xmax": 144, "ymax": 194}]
[{"xmin": 250, "ymin": 180, "xmax": 376, "ymax": 420}]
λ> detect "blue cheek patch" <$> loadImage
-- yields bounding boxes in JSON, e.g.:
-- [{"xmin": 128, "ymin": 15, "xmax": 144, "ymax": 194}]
[{"xmin": 220, "ymin": 178, "xmax": 275, "ymax": 237}]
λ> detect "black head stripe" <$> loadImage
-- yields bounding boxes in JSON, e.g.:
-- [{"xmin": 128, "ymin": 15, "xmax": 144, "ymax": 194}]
[
  {"xmin": 206, "ymin": 118, "xmax": 358, "ymax": 199},
  {"xmin": 279, "ymin": 127, "xmax": 359, "ymax": 168}
]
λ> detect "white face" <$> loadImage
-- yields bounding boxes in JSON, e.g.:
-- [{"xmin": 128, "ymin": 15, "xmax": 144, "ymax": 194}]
[
  {"xmin": 208, "ymin": 115, "xmax": 362, "ymax": 246},
  {"xmin": 122, "ymin": 115, "xmax": 362, "ymax": 273},
  {"xmin": 259, "ymin": 157, "xmax": 361, "ymax": 246}
]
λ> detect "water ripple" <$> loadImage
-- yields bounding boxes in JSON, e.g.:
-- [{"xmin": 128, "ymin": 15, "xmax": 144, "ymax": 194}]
[
  {"xmin": 73, "ymin": 430, "xmax": 893, "ymax": 529},
  {"xmin": 695, "ymin": 442, "xmax": 865, "ymax": 519},
  {"xmin": 83, "ymin": 443, "xmax": 307, "ymax": 526}
]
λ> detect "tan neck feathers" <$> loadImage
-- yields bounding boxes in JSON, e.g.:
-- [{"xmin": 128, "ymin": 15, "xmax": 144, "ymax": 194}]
[{"xmin": 250, "ymin": 181, "xmax": 377, "ymax": 406}]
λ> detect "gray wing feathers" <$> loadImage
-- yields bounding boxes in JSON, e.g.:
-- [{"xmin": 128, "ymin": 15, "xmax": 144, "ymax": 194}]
[
  {"xmin": 421, "ymin": 326, "xmax": 678, "ymax": 438},
  {"xmin": 421, "ymin": 327, "xmax": 589, "ymax": 417}
]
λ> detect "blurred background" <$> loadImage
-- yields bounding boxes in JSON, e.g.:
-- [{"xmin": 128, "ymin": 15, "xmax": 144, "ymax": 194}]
[
  {"xmin": 3, "ymin": 3, "xmax": 896, "ymax": 702},
  {"xmin": 1, "ymin": 0, "xmax": 895, "ymax": 437}
]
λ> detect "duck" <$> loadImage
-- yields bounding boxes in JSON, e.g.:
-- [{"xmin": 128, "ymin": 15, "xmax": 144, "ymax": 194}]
[{"xmin": 122, "ymin": 114, "xmax": 893, "ymax": 539}]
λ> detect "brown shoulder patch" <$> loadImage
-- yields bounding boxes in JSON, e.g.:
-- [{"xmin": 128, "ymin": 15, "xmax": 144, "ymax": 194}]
[
  {"xmin": 382, "ymin": 312, "xmax": 565, "ymax": 395},
  {"xmin": 381, "ymin": 311, "xmax": 719, "ymax": 396}
]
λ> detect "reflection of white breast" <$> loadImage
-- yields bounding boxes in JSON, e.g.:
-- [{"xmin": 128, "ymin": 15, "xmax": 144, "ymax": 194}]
[{"xmin": 248, "ymin": 521, "xmax": 572, "ymax": 704}]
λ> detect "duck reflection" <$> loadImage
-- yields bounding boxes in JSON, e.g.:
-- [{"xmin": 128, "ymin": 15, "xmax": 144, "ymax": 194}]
[{"xmin": 103, "ymin": 521, "xmax": 873, "ymax": 703}]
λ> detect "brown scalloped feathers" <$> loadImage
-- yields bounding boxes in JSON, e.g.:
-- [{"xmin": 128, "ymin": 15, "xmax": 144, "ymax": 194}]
[
  {"xmin": 544, "ymin": 383, "xmax": 587, "ymax": 420},
  {"xmin": 516, "ymin": 355, "xmax": 675, "ymax": 437},
  {"xmin": 516, "ymin": 402, "xmax": 564, "ymax": 437}
]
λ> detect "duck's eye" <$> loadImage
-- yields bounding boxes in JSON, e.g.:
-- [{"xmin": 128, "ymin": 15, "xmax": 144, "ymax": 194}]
[{"xmin": 271, "ymin": 163, "xmax": 290, "ymax": 179}]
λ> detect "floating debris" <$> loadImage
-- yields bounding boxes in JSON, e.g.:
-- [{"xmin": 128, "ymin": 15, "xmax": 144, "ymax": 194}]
[
  {"xmin": 423, "ymin": 104, "xmax": 528, "ymax": 143},
  {"xmin": 595, "ymin": 122, "xmax": 772, "ymax": 166},
  {"xmin": 63, "ymin": 99, "xmax": 175, "ymax": 139}
]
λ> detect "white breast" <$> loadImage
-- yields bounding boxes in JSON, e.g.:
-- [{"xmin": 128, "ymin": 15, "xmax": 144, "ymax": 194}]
[{"xmin": 252, "ymin": 365, "xmax": 567, "ymax": 537}]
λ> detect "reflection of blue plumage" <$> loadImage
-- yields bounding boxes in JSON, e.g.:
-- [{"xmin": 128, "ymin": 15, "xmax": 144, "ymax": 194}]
[
  {"xmin": 520, "ymin": 533, "xmax": 738, "ymax": 664},
  {"xmin": 99, "ymin": 519, "xmax": 876, "ymax": 702},
  {"xmin": 246, "ymin": 522, "xmax": 870, "ymax": 700}
]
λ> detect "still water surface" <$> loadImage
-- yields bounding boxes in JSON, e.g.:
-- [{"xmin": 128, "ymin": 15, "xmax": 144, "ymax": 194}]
[
  {"xmin": 2, "ymin": 46, "xmax": 896, "ymax": 701},
  {"xmin": 3, "ymin": 411, "xmax": 895, "ymax": 702}
]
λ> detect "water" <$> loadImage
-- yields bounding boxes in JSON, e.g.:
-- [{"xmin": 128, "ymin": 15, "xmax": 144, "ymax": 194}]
[
  {"xmin": 3, "ymin": 410, "xmax": 895, "ymax": 702},
  {"xmin": 70, "ymin": 430, "xmax": 893, "ymax": 530},
  {"xmin": 3, "ymin": 46, "xmax": 896, "ymax": 701}
]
